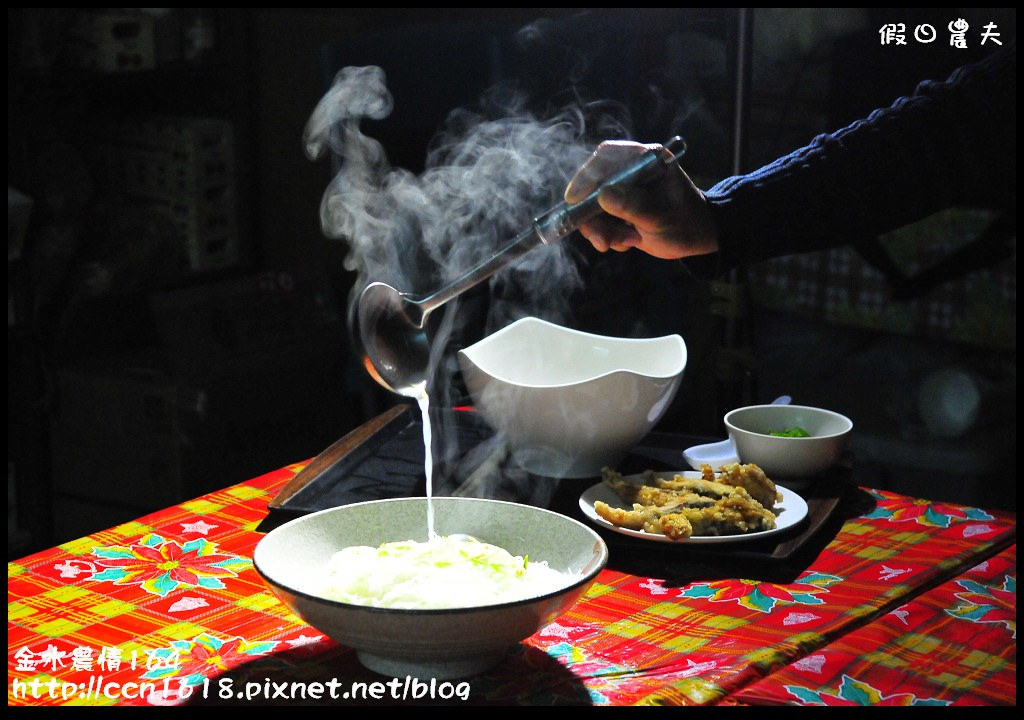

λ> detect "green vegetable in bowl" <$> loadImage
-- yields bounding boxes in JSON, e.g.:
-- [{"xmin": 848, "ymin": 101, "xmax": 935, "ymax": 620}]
[{"xmin": 768, "ymin": 427, "xmax": 810, "ymax": 437}]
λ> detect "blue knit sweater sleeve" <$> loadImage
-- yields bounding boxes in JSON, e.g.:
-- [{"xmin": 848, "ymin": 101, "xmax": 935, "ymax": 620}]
[{"xmin": 698, "ymin": 41, "xmax": 1015, "ymax": 274}]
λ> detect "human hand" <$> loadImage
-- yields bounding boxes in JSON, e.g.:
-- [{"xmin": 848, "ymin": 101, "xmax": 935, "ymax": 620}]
[{"xmin": 564, "ymin": 140, "xmax": 719, "ymax": 260}]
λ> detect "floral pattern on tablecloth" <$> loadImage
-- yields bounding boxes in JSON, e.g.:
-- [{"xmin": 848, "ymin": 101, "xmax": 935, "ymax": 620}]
[
  {"xmin": 862, "ymin": 489, "xmax": 995, "ymax": 528},
  {"xmin": 946, "ymin": 574, "xmax": 1016, "ymax": 639},
  {"xmin": 8, "ymin": 466, "xmax": 1016, "ymax": 707},
  {"xmin": 784, "ymin": 674, "xmax": 952, "ymax": 706},
  {"xmin": 678, "ymin": 572, "xmax": 842, "ymax": 613},
  {"xmin": 89, "ymin": 534, "xmax": 250, "ymax": 597}
]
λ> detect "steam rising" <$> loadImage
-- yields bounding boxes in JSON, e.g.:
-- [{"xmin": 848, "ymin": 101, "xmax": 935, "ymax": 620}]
[
  {"xmin": 304, "ymin": 63, "xmax": 627, "ymax": 504},
  {"xmin": 303, "ymin": 66, "xmax": 614, "ymax": 342}
]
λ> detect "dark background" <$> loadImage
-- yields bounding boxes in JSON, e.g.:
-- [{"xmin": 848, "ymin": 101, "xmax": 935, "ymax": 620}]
[{"xmin": 8, "ymin": 8, "xmax": 1016, "ymax": 557}]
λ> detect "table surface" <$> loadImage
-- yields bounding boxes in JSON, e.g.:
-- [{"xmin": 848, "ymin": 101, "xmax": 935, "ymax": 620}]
[{"xmin": 8, "ymin": 455, "xmax": 1016, "ymax": 706}]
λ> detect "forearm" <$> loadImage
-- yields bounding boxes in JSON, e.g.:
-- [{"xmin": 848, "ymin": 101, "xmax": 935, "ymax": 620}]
[{"xmin": 701, "ymin": 43, "xmax": 1015, "ymax": 273}]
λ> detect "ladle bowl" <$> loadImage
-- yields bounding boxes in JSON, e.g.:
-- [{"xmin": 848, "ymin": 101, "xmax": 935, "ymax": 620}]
[{"xmin": 357, "ymin": 281, "xmax": 432, "ymax": 395}]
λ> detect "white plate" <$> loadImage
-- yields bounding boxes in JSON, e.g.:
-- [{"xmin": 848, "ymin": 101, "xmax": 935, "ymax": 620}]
[
  {"xmin": 681, "ymin": 438, "xmax": 740, "ymax": 471},
  {"xmin": 578, "ymin": 471, "xmax": 808, "ymax": 544}
]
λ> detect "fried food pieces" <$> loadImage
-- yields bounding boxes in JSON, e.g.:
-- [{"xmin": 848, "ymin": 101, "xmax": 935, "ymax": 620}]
[
  {"xmin": 594, "ymin": 464, "xmax": 779, "ymax": 540},
  {"xmin": 702, "ymin": 462, "xmax": 782, "ymax": 510}
]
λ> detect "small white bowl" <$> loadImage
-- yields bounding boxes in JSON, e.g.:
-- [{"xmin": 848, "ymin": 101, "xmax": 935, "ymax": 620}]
[
  {"xmin": 458, "ymin": 317, "xmax": 687, "ymax": 478},
  {"xmin": 254, "ymin": 497, "xmax": 608, "ymax": 679},
  {"xmin": 724, "ymin": 404, "xmax": 853, "ymax": 480}
]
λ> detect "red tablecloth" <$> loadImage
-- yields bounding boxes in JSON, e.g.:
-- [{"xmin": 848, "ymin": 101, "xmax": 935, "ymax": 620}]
[{"xmin": 8, "ymin": 463, "xmax": 1015, "ymax": 706}]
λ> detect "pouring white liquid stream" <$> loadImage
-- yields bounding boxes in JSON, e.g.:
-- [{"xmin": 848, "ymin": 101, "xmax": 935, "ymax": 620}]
[
  {"xmin": 410, "ymin": 384, "xmax": 437, "ymax": 540},
  {"xmin": 320, "ymin": 383, "xmax": 575, "ymax": 609}
]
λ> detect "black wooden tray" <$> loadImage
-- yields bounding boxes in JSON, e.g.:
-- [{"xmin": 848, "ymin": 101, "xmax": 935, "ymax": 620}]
[{"xmin": 259, "ymin": 404, "xmax": 853, "ymax": 576}]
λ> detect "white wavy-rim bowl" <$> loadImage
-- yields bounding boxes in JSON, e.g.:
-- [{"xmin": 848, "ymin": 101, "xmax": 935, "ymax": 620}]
[
  {"xmin": 457, "ymin": 317, "xmax": 687, "ymax": 478},
  {"xmin": 459, "ymin": 316, "xmax": 686, "ymax": 386}
]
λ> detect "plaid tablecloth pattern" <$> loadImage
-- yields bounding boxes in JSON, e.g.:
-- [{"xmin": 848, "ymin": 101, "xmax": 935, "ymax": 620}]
[
  {"xmin": 8, "ymin": 464, "xmax": 1016, "ymax": 706},
  {"xmin": 728, "ymin": 544, "xmax": 1016, "ymax": 706}
]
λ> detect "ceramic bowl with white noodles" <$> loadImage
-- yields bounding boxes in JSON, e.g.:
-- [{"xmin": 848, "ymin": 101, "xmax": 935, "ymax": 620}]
[{"xmin": 254, "ymin": 496, "xmax": 608, "ymax": 679}]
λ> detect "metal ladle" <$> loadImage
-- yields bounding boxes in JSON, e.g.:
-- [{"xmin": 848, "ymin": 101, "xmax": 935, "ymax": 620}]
[{"xmin": 357, "ymin": 136, "xmax": 689, "ymax": 396}]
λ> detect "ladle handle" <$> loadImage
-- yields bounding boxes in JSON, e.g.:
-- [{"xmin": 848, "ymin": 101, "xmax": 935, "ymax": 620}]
[
  {"xmin": 416, "ymin": 135, "xmax": 688, "ymax": 315},
  {"xmin": 534, "ymin": 135, "xmax": 688, "ymax": 245},
  {"xmin": 416, "ymin": 227, "xmax": 541, "ymax": 314}
]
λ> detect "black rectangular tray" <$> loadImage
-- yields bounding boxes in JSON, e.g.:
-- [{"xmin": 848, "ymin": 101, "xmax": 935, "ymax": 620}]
[{"xmin": 260, "ymin": 404, "xmax": 851, "ymax": 575}]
